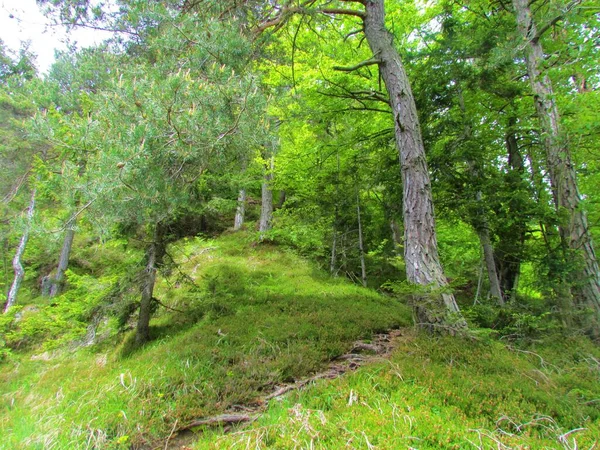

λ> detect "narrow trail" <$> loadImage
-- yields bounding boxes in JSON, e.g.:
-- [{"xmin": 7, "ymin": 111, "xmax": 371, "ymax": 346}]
[{"xmin": 151, "ymin": 328, "xmax": 406, "ymax": 450}]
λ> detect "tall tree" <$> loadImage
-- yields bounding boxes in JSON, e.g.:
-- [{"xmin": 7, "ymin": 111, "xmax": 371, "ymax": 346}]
[
  {"xmin": 512, "ymin": 0, "xmax": 600, "ymax": 330},
  {"xmin": 360, "ymin": 0, "xmax": 464, "ymax": 329}
]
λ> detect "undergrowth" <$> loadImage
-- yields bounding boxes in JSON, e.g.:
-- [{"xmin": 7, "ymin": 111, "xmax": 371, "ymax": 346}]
[{"xmin": 0, "ymin": 232, "xmax": 410, "ymax": 449}]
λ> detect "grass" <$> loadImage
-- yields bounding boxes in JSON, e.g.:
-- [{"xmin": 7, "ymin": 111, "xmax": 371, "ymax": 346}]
[
  {"xmin": 193, "ymin": 331, "xmax": 600, "ymax": 449},
  {"xmin": 0, "ymin": 231, "xmax": 411, "ymax": 449},
  {"xmin": 2, "ymin": 231, "xmax": 599, "ymax": 449}
]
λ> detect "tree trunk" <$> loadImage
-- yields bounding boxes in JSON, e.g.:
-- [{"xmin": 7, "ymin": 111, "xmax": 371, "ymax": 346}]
[
  {"xmin": 4, "ymin": 188, "xmax": 36, "ymax": 313},
  {"xmin": 390, "ymin": 218, "xmax": 402, "ymax": 255},
  {"xmin": 330, "ymin": 228, "xmax": 337, "ymax": 276},
  {"xmin": 458, "ymin": 87, "xmax": 503, "ymax": 304},
  {"xmin": 513, "ymin": 0, "xmax": 600, "ymax": 329},
  {"xmin": 234, "ymin": 189, "xmax": 246, "ymax": 231},
  {"xmin": 135, "ymin": 223, "xmax": 166, "ymax": 345},
  {"xmin": 276, "ymin": 190, "xmax": 286, "ymax": 210},
  {"xmin": 259, "ymin": 156, "xmax": 274, "ymax": 237},
  {"xmin": 356, "ymin": 190, "xmax": 367, "ymax": 288},
  {"xmin": 362, "ymin": 0, "xmax": 465, "ymax": 331},
  {"xmin": 477, "ymin": 223, "xmax": 503, "ymax": 304},
  {"xmin": 49, "ymin": 219, "xmax": 76, "ymax": 297},
  {"xmin": 495, "ymin": 121, "xmax": 526, "ymax": 299}
]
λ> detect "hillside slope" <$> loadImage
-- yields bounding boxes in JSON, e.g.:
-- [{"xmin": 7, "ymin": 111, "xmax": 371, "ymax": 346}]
[
  {"xmin": 193, "ymin": 331, "xmax": 600, "ymax": 449},
  {"xmin": 0, "ymin": 232, "xmax": 411, "ymax": 449}
]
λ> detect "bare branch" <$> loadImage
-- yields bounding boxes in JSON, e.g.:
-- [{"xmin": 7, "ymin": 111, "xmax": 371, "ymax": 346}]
[
  {"xmin": 333, "ymin": 58, "xmax": 382, "ymax": 72},
  {"xmin": 319, "ymin": 8, "xmax": 366, "ymax": 19}
]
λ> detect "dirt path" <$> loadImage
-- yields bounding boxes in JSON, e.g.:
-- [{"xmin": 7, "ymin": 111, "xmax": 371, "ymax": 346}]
[{"xmin": 152, "ymin": 329, "xmax": 406, "ymax": 450}]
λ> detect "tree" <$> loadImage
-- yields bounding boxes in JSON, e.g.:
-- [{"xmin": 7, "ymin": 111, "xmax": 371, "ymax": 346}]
[
  {"xmin": 512, "ymin": 0, "xmax": 600, "ymax": 331},
  {"xmin": 359, "ymin": 0, "xmax": 464, "ymax": 330}
]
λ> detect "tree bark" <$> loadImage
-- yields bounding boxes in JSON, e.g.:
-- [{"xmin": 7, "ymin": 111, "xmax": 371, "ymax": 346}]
[
  {"xmin": 513, "ymin": 0, "xmax": 600, "ymax": 329},
  {"xmin": 49, "ymin": 219, "xmax": 76, "ymax": 297},
  {"xmin": 234, "ymin": 189, "xmax": 246, "ymax": 231},
  {"xmin": 259, "ymin": 156, "xmax": 274, "ymax": 237},
  {"xmin": 356, "ymin": 190, "xmax": 367, "ymax": 288},
  {"xmin": 135, "ymin": 222, "xmax": 166, "ymax": 345},
  {"xmin": 362, "ymin": 0, "xmax": 465, "ymax": 330},
  {"xmin": 477, "ymin": 222, "xmax": 503, "ymax": 304},
  {"xmin": 4, "ymin": 188, "xmax": 36, "ymax": 313}
]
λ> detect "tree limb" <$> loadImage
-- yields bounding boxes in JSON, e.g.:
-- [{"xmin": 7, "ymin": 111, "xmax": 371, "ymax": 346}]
[
  {"xmin": 319, "ymin": 8, "xmax": 366, "ymax": 18},
  {"xmin": 333, "ymin": 58, "xmax": 382, "ymax": 72},
  {"xmin": 532, "ymin": 0, "xmax": 582, "ymax": 42}
]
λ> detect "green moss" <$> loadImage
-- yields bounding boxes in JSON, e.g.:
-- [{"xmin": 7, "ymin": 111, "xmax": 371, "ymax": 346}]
[
  {"xmin": 0, "ymin": 231, "xmax": 410, "ymax": 449},
  {"xmin": 193, "ymin": 332, "xmax": 600, "ymax": 449}
]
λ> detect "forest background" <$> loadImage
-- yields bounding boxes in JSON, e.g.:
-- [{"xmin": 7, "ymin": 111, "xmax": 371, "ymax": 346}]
[{"xmin": 1, "ymin": 0, "xmax": 600, "ymax": 448}]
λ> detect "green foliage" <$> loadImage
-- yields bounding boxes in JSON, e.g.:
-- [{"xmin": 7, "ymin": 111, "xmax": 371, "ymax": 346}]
[{"xmin": 464, "ymin": 300, "xmax": 562, "ymax": 343}]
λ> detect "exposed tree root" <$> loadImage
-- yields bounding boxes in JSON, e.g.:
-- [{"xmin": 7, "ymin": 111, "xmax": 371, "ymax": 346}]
[{"xmin": 147, "ymin": 328, "xmax": 406, "ymax": 450}]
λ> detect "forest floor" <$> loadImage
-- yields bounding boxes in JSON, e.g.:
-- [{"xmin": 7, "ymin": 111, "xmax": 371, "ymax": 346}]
[
  {"xmin": 163, "ymin": 328, "xmax": 406, "ymax": 450},
  {"xmin": 1, "ymin": 232, "xmax": 599, "ymax": 449}
]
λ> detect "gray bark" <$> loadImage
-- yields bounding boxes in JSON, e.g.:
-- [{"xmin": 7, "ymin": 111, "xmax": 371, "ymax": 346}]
[
  {"xmin": 49, "ymin": 220, "xmax": 76, "ymax": 297},
  {"xmin": 477, "ymin": 223, "xmax": 504, "ymax": 304},
  {"xmin": 362, "ymin": 0, "xmax": 464, "ymax": 330},
  {"xmin": 135, "ymin": 223, "xmax": 166, "ymax": 345},
  {"xmin": 259, "ymin": 156, "xmax": 274, "ymax": 236},
  {"xmin": 234, "ymin": 189, "xmax": 246, "ymax": 231},
  {"xmin": 4, "ymin": 188, "xmax": 36, "ymax": 313},
  {"xmin": 356, "ymin": 190, "xmax": 367, "ymax": 288},
  {"xmin": 513, "ymin": 0, "xmax": 600, "ymax": 328}
]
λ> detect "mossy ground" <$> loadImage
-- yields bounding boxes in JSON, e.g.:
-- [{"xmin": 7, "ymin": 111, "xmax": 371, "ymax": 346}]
[
  {"xmin": 0, "ymin": 232, "xmax": 410, "ymax": 449},
  {"xmin": 1, "ymin": 232, "xmax": 599, "ymax": 449},
  {"xmin": 193, "ymin": 332, "xmax": 600, "ymax": 450}
]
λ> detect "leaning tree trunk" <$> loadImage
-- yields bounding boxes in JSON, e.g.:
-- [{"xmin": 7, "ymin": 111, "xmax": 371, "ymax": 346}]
[
  {"xmin": 4, "ymin": 188, "xmax": 36, "ymax": 313},
  {"xmin": 362, "ymin": 0, "xmax": 465, "ymax": 331},
  {"xmin": 234, "ymin": 189, "xmax": 246, "ymax": 231},
  {"xmin": 135, "ymin": 223, "xmax": 166, "ymax": 345},
  {"xmin": 259, "ymin": 156, "xmax": 274, "ymax": 237},
  {"xmin": 49, "ymin": 218, "xmax": 76, "ymax": 297},
  {"xmin": 513, "ymin": 0, "xmax": 600, "ymax": 329},
  {"xmin": 476, "ymin": 221, "xmax": 504, "ymax": 304}
]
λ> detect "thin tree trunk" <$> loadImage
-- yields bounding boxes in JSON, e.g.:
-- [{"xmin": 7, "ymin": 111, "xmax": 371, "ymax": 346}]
[
  {"xmin": 495, "ymin": 121, "xmax": 526, "ymax": 298},
  {"xmin": 49, "ymin": 220, "xmax": 76, "ymax": 297},
  {"xmin": 362, "ymin": 0, "xmax": 464, "ymax": 331},
  {"xmin": 234, "ymin": 189, "xmax": 246, "ymax": 231},
  {"xmin": 513, "ymin": 0, "xmax": 600, "ymax": 329},
  {"xmin": 276, "ymin": 190, "xmax": 286, "ymax": 210},
  {"xmin": 4, "ymin": 188, "xmax": 36, "ymax": 313},
  {"xmin": 390, "ymin": 218, "xmax": 402, "ymax": 255},
  {"xmin": 330, "ymin": 228, "xmax": 337, "ymax": 276},
  {"xmin": 135, "ymin": 223, "xmax": 166, "ymax": 345},
  {"xmin": 458, "ymin": 88, "xmax": 503, "ymax": 304},
  {"xmin": 477, "ymin": 223, "xmax": 504, "ymax": 304},
  {"xmin": 259, "ymin": 156, "xmax": 274, "ymax": 237},
  {"xmin": 356, "ymin": 190, "xmax": 367, "ymax": 288}
]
